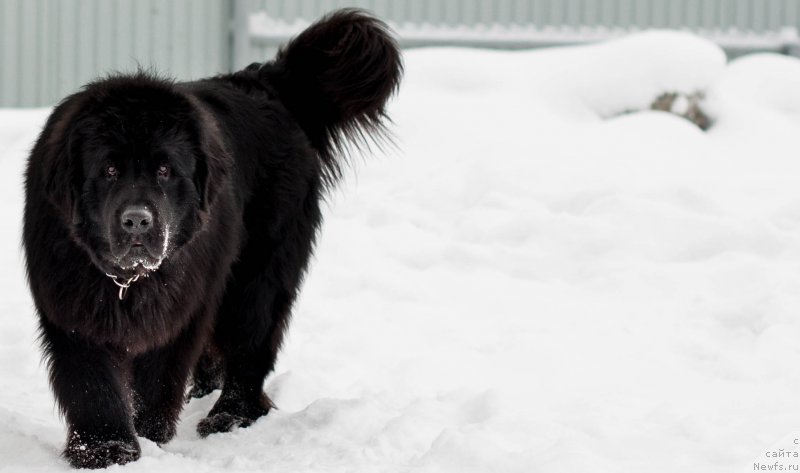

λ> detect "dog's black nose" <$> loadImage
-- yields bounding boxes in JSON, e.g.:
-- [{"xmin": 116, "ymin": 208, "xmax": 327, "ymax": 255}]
[{"xmin": 120, "ymin": 206, "xmax": 153, "ymax": 235}]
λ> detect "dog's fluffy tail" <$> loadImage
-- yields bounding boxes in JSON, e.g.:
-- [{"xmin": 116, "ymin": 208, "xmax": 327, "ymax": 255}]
[{"xmin": 254, "ymin": 9, "xmax": 402, "ymax": 181}]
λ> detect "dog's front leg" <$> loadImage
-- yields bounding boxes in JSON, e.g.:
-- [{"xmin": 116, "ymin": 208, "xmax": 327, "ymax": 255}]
[{"xmin": 39, "ymin": 319, "xmax": 139, "ymax": 469}]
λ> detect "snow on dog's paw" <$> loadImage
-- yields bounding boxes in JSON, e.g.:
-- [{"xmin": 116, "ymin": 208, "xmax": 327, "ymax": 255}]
[{"xmin": 64, "ymin": 431, "xmax": 141, "ymax": 469}]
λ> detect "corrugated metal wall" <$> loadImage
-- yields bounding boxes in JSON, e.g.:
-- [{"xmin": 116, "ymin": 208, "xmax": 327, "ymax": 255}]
[
  {"xmin": 5, "ymin": 0, "xmax": 800, "ymax": 107},
  {"xmin": 247, "ymin": 0, "xmax": 800, "ymax": 64},
  {"xmin": 0, "ymin": 0, "xmax": 230, "ymax": 107},
  {"xmin": 251, "ymin": 0, "xmax": 800, "ymax": 30}
]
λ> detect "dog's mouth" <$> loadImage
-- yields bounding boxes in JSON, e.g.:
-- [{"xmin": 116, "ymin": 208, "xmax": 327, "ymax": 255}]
[
  {"xmin": 114, "ymin": 246, "xmax": 162, "ymax": 274},
  {"xmin": 110, "ymin": 231, "xmax": 170, "ymax": 275}
]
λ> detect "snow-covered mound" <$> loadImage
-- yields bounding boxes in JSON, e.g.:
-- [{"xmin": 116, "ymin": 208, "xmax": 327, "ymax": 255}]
[{"xmin": 3, "ymin": 32, "xmax": 800, "ymax": 472}]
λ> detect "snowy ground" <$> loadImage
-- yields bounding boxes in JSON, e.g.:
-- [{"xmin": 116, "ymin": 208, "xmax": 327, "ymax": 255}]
[{"xmin": 3, "ymin": 32, "xmax": 800, "ymax": 472}]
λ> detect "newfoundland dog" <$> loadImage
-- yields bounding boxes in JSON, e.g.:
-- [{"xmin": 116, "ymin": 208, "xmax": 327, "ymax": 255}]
[{"xmin": 22, "ymin": 9, "xmax": 401, "ymax": 468}]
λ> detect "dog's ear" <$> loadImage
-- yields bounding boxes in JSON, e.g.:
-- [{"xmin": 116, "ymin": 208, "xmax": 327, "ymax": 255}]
[
  {"xmin": 185, "ymin": 96, "xmax": 230, "ymax": 215},
  {"xmin": 35, "ymin": 93, "xmax": 87, "ymax": 226},
  {"xmin": 194, "ymin": 131, "xmax": 229, "ymax": 216},
  {"xmin": 263, "ymin": 9, "xmax": 402, "ymax": 179}
]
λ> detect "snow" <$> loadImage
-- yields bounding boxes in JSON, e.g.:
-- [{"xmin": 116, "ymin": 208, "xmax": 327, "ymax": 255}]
[{"xmin": 3, "ymin": 32, "xmax": 800, "ymax": 472}]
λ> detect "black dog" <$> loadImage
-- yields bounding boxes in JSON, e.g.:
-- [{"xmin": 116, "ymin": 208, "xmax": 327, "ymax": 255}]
[{"xmin": 22, "ymin": 9, "xmax": 401, "ymax": 469}]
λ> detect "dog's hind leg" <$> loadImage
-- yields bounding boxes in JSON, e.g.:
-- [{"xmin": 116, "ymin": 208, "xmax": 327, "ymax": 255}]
[
  {"xmin": 196, "ymin": 279, "xmax": 295, "ymax": 437},
  {"xmin": 197, "ymin": 174, "xmax": 322, "ymax": 437}
]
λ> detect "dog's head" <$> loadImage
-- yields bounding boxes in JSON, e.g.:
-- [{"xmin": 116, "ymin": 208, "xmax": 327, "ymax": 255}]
[
  {"xmin": 32, "ymin": 9, "xmax": 401, "ymax": 280},
  {"xmin": 37, "ymin": 74, "xmax": 228, "ymax": 278}
]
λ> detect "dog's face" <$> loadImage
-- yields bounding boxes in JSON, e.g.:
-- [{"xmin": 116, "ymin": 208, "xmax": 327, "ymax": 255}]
[{"xmin": 52, "ymin": 82, "xmax": 222, "ymax": 278}]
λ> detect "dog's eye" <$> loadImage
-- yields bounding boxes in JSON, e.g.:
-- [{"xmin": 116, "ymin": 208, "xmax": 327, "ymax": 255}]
[
  {"xmin": 157, "ymin": 165, "xmax": 170, "ymax": 178},
  {"xmin": 105, "ymin": 165, "xmax": 118, "ymax": 178}
]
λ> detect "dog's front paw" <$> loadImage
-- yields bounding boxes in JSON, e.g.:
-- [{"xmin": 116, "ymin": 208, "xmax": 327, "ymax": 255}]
[{"xmin": 65, "ymin": 431, "xmax": 140, "ymax": 469}]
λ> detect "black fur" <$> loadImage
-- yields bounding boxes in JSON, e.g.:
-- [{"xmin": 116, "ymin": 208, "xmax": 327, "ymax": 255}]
[{"xmin": 22, "ymin": 9, "xmax": 401, "ymax": 469}]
